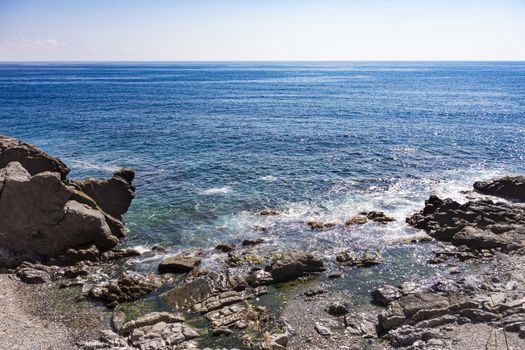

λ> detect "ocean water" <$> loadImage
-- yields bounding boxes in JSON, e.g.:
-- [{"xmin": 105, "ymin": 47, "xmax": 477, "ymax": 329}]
[{"xmin": 1, "ymin": 62, "xmax": 525, "ymax": 282}]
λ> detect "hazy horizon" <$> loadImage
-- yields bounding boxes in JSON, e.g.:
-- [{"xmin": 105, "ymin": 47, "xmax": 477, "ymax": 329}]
[{"xmin": 1, "ymin": 0, "xmax": 525, "ymax": 61}]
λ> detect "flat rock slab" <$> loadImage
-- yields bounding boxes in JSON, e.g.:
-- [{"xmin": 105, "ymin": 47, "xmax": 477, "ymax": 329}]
[{"xmin": 158, "ymin": 255, "xmax": 201, "ymax": 273}]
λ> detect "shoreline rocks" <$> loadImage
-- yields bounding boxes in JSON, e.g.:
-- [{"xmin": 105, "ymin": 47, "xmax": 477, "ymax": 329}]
[{"xmin": 0, "ymin": 135, "xmax": 135, "ymax": 268}]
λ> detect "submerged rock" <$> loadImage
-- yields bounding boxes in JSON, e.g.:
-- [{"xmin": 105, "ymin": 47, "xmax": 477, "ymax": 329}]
[
  {"xmin": 345, "ymin": 215, "xmax": 368, "ymax": 226},
  {"xmin": 366, "ymin": 211, "xmax": 396, "ymax": 224},
  {"xmin": 306, "ymin": 221, "xmax": 336, "ymax": 230},
  {"xmin": 336, "ymin": 250, "xmax": 381, "ymax": 267}
]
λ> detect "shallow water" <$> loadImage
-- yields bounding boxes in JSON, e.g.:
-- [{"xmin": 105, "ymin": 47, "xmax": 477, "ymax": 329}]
[{"xmin": 1, "ymin": 62, "xmax": 524, "ymax": 283}]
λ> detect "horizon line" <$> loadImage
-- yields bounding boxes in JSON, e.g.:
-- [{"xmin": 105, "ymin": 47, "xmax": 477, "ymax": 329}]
[{"xmin": 1, "ymin": 59, "xmax": 525, "ymax": 64}]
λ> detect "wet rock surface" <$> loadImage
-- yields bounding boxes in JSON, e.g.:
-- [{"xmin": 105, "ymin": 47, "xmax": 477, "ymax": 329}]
[{"xmin": 474, "ymin": 176, "xmax": 525, "ymax": 202}]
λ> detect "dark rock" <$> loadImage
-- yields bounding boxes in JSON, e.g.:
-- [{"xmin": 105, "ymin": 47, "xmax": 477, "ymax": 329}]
[
  {"xmin": 328, "ymin": 271, "xmax": 342, "ymax": 279},
  {"xmin": 474, "ymin": 176, "xmax": 525, "ymax": 202},
  {"xmin": 372, "ymin": 285, "xmax": 402, "ymax": 306},
  {"xmin": 336, "ymin": 250, "xmax": 381, "ymax": 267},
  {"xmin": 345, "ymin": 215, "xmax": 368, "ymax": 226},
  {"xmin": 246, "ymin": 269, "xmax": 273, "ymax": 287},
  {"xmin": 306, "ymin": 221, "xmax": 336, "ymax": 230},
  {"xmin": 215, "ymin": 243, "xmax": 236, "ymax": 253},
  {"xmin": 257, "ymin": 210, "xmax": 281, "ymax": 216},
  {"xmin": 269, "ymin": 251, "xmax": 325, "ymax": 283},
  {"xmin": 366, "ymin": 211, "xmax": 396, "ymax": 223},
  {"xmin": 71, "ymin": 168, "xmax": 135, "ymax": 221},
  {"xmin": 326, "ymin": 302, "xmax": 349, "ymax": 316},
  {"xmin": 0, "ymin": 135, "xmax": 69, "ymax": 180},
  {"xmin": 407, "ymin": 194, "xmax": 525, "ymax": 253},
  {"xmin": 158, "ymin": 255, "xmax": 201, "ymax": 273},
  {"xmin": 161, "ymin": 271, "xmax": 250, "ymax": 309},
  {"xmin": 16, "ymin": 266, "xmax": 51, "ymax": 284},
  {"xmin": 89, "ymin": 271, "xmax": 162, "ymax": 305},
  {"xmin": 242, "ymin": 238, "xmax": 264, "ymax": 246}
]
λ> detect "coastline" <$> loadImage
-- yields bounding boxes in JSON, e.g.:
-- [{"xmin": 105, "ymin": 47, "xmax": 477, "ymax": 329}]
[
  {"xmin": 0, "ymin": 274, "xmax": 110, "ymax": 350},
  {"xmin": 1, "ymin": 135, "xmax": 525, "ymax": 349}
]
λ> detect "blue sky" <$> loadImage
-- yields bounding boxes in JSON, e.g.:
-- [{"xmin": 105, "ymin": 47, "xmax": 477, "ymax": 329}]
[{"xmin": 0, "ymin": 0, "xmax": 524, "ymax": 61}]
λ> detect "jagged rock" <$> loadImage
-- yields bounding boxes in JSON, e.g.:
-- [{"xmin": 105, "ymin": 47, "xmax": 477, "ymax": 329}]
[
  {"xmin": 269, "ymin": 251, "xmax": 325, "ymax": 283},
  {"xmin": 193, "ymin": 287, "xmax": 267, "ymax": 313},
  {"xmin": 119, "ymin": 312, "xmax": 185, "ymax": 334},
  {"xmin": 158, "ymin": 255, "xmax": 201, "ymax": 274},
  {"xmin": 16, "ymin": 265, "xmax": 51, "ymax": 284},
  {"xmin": 366, "ymin": 211, "xmax": 396, "ymax": 223},
  {"xmin": 326, "ymin": 302, "xmax": 349, "ymax": 316},
  {"xmin": 407, "ymin": 194, "xmax": 525, "ymax": 253},
  {"xmin": 246, "ymin": 269, "xmax": 274, "ymax": 287},
  {"xmin": 0, "ymin": 162, "xmax": 118, "ymax": 267},
  {"xmin": 0, "ymin": 135, "xmax": 69, "ymax": 179},
  {"xmin": 344, "ymin": 314, "xmax": 376, "ymax": 338},
  {"xmin": 474, "ymin": 176, "xmax": 525, "ymax": 202},
  {"xmin": 0, "ymin": 136, "xmax": 136, "ymax": 268},
  {"xmin": 256, "ymin": 210, "xmax": 281, "ymax": 216},
  {"xmin": 345, "ymin": 215, "xmax": 368, "ymax": 226},
  {"xmin": 215, "ymin": 243, "xmax": 236, "ymax": 253},
  {"xmin": 372, "ymin": 285, "xmax": 402, "ymax": 306},
  {"xmin": 89, "ymin": 271, "xmax": 162, "ymax": 306},
  {"xmin": 206, "ymin": 303, "xmax": 246, "ymax": 329},
  {"xmin": 71, "ymin": 168, "xmax": 135, "ymax": 221},
  {"xmin": 242, "ymin": 238, "xmax": 264, "ymax": 246},
  {"xmin": 161, "ymin": 271, "xmax": 250, "ymax": 309},
  {"xmin": 336, "ymin": 250, "xmax": 381, "ymax": 267},
  {"xmin": 260, "ymin": 332, "xmax": 289, "ymax": 349},
  {"xmin": 306, "ymin": 221, "xmax": 336, "ymax": 230}
]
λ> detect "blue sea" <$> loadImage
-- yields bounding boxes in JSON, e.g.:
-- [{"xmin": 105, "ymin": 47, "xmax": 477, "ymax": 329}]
[{"xmin": 1, "ymin": 62, "xmax": 525, "ymax": 293}]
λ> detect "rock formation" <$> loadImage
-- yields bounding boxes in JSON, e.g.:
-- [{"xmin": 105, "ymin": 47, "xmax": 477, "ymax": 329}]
[{"xmin": 0, "ymin": 135, "xmax": 135, "ymax": 267}]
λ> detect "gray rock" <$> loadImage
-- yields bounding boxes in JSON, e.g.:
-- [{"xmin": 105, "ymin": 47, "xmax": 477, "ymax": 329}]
[
  {"xmin": 270, "ymin": 251, "xmax": 325, "ymax": 283},
  {"xmin": 0, "ymin": 135, "xmax": 69, "ymax": 179},
  {"xmin": 371, "ymin": 285, "xmax": 402, "ymax": 305},
  {"xmin": 119, "ymin": 312, "xmax": 185, "ymax": 334},
  {"xmin": 158, "ymin": 255, "xmax": 201, "ymax": 274}
]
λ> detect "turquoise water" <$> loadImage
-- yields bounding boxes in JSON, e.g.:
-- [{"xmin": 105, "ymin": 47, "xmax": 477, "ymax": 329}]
[{"xmin": 1, "ymin": 62, "xmax": 524, "ymax": 268}]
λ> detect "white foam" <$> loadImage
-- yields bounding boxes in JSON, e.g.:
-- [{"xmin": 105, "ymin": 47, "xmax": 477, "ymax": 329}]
[
  {"xmin": 201, "ymin": 186, "xmax": 231, "ymax": 195},
  {"xmin": 260, "ymin": 175, "xmax": 278, "ymax": 181},
  {"xmin": 71, "ymin": 160, "xmax": 120, "ymax": 173}
]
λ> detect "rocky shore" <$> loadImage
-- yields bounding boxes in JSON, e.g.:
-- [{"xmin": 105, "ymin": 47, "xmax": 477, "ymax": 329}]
[{"xmin": 1, "ymin": 135, "xmax": 525, "ymax": 350}]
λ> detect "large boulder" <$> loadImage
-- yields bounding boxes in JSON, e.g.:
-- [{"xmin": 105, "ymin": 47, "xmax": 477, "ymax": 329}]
[
  {"xmin": 0, "ymin": 136, "xmax": 136, "ymax": 267},
  {"xmin": 0, "ymin": 135, "xmax": 69, "ymax": 180},
  {"xmin": 269, "ymin": 251, "xmax": 325, "ymax": 283},
  {"xmin": 71, "ymin": 168, "xmax": 135, "ymax": 221},
  {"xmin": 474, "ymin": 176, "xmax": 525, "ymax": 202},
  {"xmin": 0, "ymin": 162, "xmax": 115, "ymax": 264}
]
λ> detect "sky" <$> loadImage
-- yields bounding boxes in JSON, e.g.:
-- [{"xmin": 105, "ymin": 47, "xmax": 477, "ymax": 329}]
[{"xmin": 0, "ymin": 0, "xmax": 524, "ymax": 61}]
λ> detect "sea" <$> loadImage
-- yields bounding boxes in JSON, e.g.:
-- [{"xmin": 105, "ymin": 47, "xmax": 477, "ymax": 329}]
[{"xmin": 1, "ymin": 62, "xmax": 525, "ymax": 310}]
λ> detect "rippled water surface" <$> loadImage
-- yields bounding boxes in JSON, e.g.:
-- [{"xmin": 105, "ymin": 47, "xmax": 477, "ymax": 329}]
[{"xmin": 1, "ymin": 62, "xmax": 525, "ymax": 273}]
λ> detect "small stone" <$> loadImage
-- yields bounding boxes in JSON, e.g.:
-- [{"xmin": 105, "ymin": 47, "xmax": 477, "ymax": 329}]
[
  {"xmin": 326, "ymin": 302, "xmax": 349, "ymax": 316},
  {"xmin": 242, "ymin": 239, "xmax": 264, "ymax": 246},
  {"xmin": 315, "ymin": 323, "xmax": 332, "ymax": 337}
]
